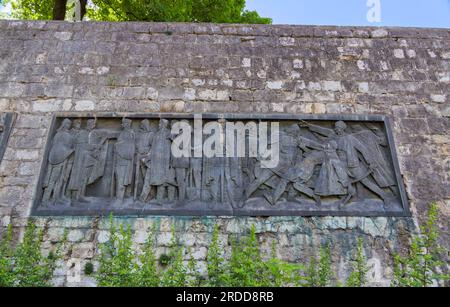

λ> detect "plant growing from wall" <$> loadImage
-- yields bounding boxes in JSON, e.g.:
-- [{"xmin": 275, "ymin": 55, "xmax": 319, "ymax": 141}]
[
  {"xmin": 264, "ymin": 241, "xmax": 305, "ymax": 287},
  {"xmin": 346, "ymin": 238, "xmax": 371, "ymax": 287},
  {"xmin": 0, "ymin": 220, "xmax": 67, "ymax": 287},
  {"xmin": 160, "ymin": 226, "xmax": 188, "ymax": 287},
  {"xmin": 97, "ymin": 215, "xmax": 139, "ymax": 287},
  {"xmin": 0, "ymin": 224, "xmax": 14, "ymax": 286},
  {"xmin": 187, "ymin": 247, "xmax": 203, "ymax": 287},
  {"xmin": 5, "ymin": 206, "xmax": 446, "ymax": 287},
  {"xmin": 135, "ymin": 225, "xmax": 159, "ymax": 287},
  {"xmin": 391, "ymin": 203, "xmax": 450, "ymax": 287},
  {"xmin": 227, "ymin": 224, "xmax": 267, "ymax": 287},
  {"xmin": 206, "ymin": 224, "xmax": 227, "ymax": 287},
  {"xmin": 305, "ymin": 243, "xmax": 334, "ymax": 287},
  {"xmin": 222, "ymin": 225, "xmax": 306, "ymax": 287},
  {"xmin": 84, "ymin": 262, "xmax": 94, "ymax": 276}
]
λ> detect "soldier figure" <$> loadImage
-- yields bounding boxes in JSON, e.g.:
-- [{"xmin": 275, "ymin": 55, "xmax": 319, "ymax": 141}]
[
  {"xmin": 134, "ymin": 119, "xmax": 155, "ymax": 200},
  {"xmin": 352, "ymin": 124, "xmax": 397, "ymax": 194},
  {"xmin": 140, "ymin": 119, "xmax": 175, "ymax": 202},
  {"xmin": 302, "ymin": 120, "xmax": 390, "ymax": 206},
  {"xmin": 86, "ymin": 119, "xmax": 111, "ymax": 188},
  {"xmin": 171, "ymin": 120, "xmax": 191, "ymax": 202},
  {"xmin": 42, "ymin": 119, "xmax": 74, "ymax": 204},
  {"xmin": 245, "ymin": 124, "xmax": 304, "ymax": 206},
  {"xmin": 67, "ymin": 119, "xmax": 90, "ymax": 201},
  {"xmin": 73, "ymin": 119, "xmax": 106, "ymax": 201},
  {"xmin": 202, "ymin": 155, "xmax": 225, "ymax": 203},
  {"xmin": 186, "ymin": 143, "xmax": 202, "ymax": 200},
  {"xmin": 113, "ymin": 118, "xmax": 135, "ymax": 202}
]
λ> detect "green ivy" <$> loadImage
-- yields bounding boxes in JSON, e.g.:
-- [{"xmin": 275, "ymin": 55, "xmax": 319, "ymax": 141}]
[{"xmin": 264, "ymin": 241, "xmax": 305, "ymax": 287}]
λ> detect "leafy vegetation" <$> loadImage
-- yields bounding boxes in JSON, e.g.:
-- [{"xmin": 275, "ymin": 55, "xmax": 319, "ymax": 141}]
[
  {"xmin": 305, "ymin": 243, "xmax": 334, "ymax": 287},
  {"xmin": 0, "ymin": 221, "xmax": 67, "ymax": 287},
  {"xmin": 2, "ymin": 0, "xmax": 272, "ymax": 24},
  {"xmin": 4, "ymin": 0, "xmax": 54, "ymax": 20},
  {"xmin": 0, "ymin": 203, "xmax": 448, "ymax": 287},
  {"xmin": 346, "ymin": 238, "xmax": 371, "ymax": 287},
  {"xmin": 391, "ymin": 203, "xmax": 450, "ymax": 287},
  {"xmin": 95, "ymin": 222, "xmax": 305, "ymax": 287},
  {"xmin": 96, "ymin": 216, "xmax": 139, "ymax": 287}
]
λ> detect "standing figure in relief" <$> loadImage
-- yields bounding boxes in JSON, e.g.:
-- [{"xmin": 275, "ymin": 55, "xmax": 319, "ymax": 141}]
[
  {"xmin": 352, "ymin": 124, "xmax": 397, "ymax": 194},
  {"xmin": 140, "ymin": 119, "xmax": 175, "ymax": 202},
  {"xmin": 171, "ymin": 120, "xmax": 190, "ymax": 202},
  {"xmin": 74, "ymin": 119, "xmax": 106, "ymax": 201},
  {"xmin": 67, "ymin": 119, "xmax": 90, "ymax": 201},
  {"xmin": 113, "ymin": 118, "xmax": 135, "ymax": 202},
  {"xmin": 186, "ymin": 143, "xmax": 202, "ymax": 200},
  {"xmin": 134, "ymin": 119, "xmax": 155, "ymax": 200},
  {"xmin": 202, "ymin": 155, "xmax": 225, "ymax": 203},
  {"xmin": 42, "ymin": 119, "xmax": 75, "ymax": 203},
  {"xmin": 86, "ymin": 119, "xmax": 110, "ymax": 188},
  {"xmin": 313, "ymin": 140, "xmax": 353, "ymax": 198}
]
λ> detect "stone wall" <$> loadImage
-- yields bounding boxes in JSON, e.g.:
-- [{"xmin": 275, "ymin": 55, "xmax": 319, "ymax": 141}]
[{"xmin": 0, "ymin": 20, "xmax": 449, "ymax": 286}]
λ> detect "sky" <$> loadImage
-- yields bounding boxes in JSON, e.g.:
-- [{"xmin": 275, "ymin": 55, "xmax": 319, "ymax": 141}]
[
  {"xmin": 1, "ymin": 0, "xmax": 449, "ymax": 28},
  {"xmin": 246, "ymin": 0, "xmax": 450, "ymax": 28}
]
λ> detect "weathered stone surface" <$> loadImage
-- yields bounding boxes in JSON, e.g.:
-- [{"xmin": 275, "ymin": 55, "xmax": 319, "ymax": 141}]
[
  {"xmin": 31, "ymin": 114, "xmax": 408, "ymax": 217},
  {"xmin": 0, "ymin": 20, "xmax": 448, "ymax": 286}
]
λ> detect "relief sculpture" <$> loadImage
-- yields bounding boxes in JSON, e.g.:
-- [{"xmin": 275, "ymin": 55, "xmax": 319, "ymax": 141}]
[
  {"xmin": 33, "ymin": 114, "xmax": 409, "ymax": 217},
  {"xmin": 0, "ymin": 113, "xmax": 15, "ymax": 165}
]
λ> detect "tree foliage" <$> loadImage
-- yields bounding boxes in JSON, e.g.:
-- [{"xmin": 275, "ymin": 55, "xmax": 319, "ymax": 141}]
[
  {"xmin": 4, "ymin": 0, "xmax": 53, "ymax": 20},
  {"xmin": 3, "ymin": 0, "xmax": 272, "ymax": 24}
]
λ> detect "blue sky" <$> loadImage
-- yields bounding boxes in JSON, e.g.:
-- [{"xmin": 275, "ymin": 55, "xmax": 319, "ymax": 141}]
[
  {"xmin": 246, "ymin": 0, "xmax": 450, "ymax": 28},
  {"xmin": 1, "ymin": 0, "xmax": 449, "ymax": 28}
]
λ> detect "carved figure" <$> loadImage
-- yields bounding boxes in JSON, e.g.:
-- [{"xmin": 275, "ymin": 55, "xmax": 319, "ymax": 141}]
[
  {"xmin": 37, "ymin": 116, "xmax": 404, "ymax": 215},
  {"xmin": 170, "ymin": 120, "xmax": 190, "ymax": 202},
  {"xmin": 352, "ymin": 124, "xmax": 396, "ymax": 192},
  {"xmin": 302, "ymin": 120, "xmax": 390, "ymax": 206},
  {"xmin": 67, "ymin": 119, "xmax": 91, "ymax": 200},
  {"xmin": 187, "ymin": 144, "xmax": 202, "ymax": 200},
  {"xmin": 245, "ymin": 124, "xmax": 303, "ymax": 206},
  {"xmin": 42, "ymin": 119, "xmax": 74, "ymax": 203},
  {"xmin": 202, "ymin": 155, "xmax": 225, "ymax": 203},
  {"xmin": 140, "ymin": 119, "xmax": 175, "ymax": 202},
  {"xmin": 86, "ymin": 119, "xmax": 110, "ymax": 186},
  {"xmin": 113, "ymin": 118, "xmax": 135, "ymax": 202},
  {"xmin": 134, "ymin": 119, "xmax": 155, "ymax": 200}
]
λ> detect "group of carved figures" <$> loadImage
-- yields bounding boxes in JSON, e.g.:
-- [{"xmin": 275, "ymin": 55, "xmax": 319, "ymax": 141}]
[{"xmin": 42, "ymin": 118, "xmax": 398, "ymax": 209}]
